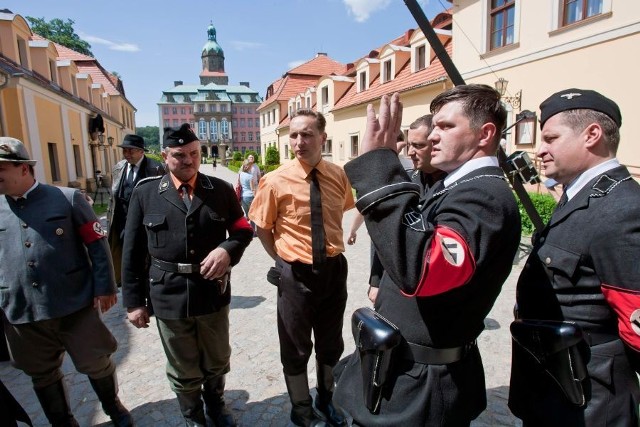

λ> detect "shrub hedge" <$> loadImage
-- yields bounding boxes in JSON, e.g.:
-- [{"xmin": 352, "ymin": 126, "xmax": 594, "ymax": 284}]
[{"xmin": 517, "ymin": 192, "xmax": 557, "ymax": 235}]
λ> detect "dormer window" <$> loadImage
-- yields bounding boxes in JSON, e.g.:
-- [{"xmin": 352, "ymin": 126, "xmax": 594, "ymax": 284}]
[
  {"xmin": 359, "ymin": 71, "xmax": 367, "ymax": 92},
  {"xmin": 415, "ymin": 44, "xmax": 426, "ymax": 71},
  {"xmin": 383, "ymin": 60, "xmax": 392, "ymax": 83},
  {"xmin": 17, "ymin": 37, "xmax": 28, "ymax": 67},
  {"xmin": 49, "ymin": 60, "xmax": 58, "ymax": 84}
]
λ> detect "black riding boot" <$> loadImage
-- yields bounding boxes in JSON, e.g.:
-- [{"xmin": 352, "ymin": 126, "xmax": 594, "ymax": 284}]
[
  {"xmin": 89, "ymin": 373, "xmax": 134, "ymax": 426},
  {"xmin": 284, "ymin": 373, "xmax": 326, "ymax": 427},
  {"xmin": 202, "ymin": 375, "xmax": 236, "ymax": 427},
  {"xmin": 176, "ymin": 390, "xmax": 207, "ymax": 427},
  {"xmin": 314, "ymin": 362, "xmax": 346, "ymax": 426},
  {"xmin": 34, "ymin": 379, "xmax": 79, "ymax": 427}
]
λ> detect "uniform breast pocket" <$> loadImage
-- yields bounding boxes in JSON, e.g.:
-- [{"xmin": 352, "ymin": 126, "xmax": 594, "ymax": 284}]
[
  {"xmin": 537, "ymin": 243, "xmax": 581, "ymax": 290},
  {"xmin": 143, "ymin": 214, "xmax": 167, "ymax": 248},
  {"xmin": 44, "ymin": 215, "xmax": 70, "ymax": 249}
]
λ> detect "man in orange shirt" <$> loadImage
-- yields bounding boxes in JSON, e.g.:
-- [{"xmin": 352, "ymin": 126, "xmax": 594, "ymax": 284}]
[{"xmin": 249, "ymin": 110, "xmax": 354, "ymax": 426}]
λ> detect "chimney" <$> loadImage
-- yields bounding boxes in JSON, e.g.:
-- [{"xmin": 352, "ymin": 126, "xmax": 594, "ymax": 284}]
[
  {"xmin": 316, "ymin": 52, "xmax": 327, "ymax": 57},
  {"xmin": 239, "ymin": 81, "xmax": 250, "ymax": 88},
  {"xmin": 174, "ymin": 80, "xmax": 183, "ymax": 87}
]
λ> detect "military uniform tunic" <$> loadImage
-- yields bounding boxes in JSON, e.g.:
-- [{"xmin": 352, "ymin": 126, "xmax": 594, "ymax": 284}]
[
  {"xmin": 334, "ymin": 150, "xmax": 521, "ymax": 425},
  {"xmin": 509, "ymin": 164, "xmax": 640, "ymax": 426},
  {"xmin": 122, "ymin": 173, "xmax": 253, "ymax": 318}
]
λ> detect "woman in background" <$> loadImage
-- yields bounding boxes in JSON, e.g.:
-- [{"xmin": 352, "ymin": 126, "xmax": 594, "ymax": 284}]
[{"xmin": 239, "ymin": 160, "xmax": 257, "ymax": 235}]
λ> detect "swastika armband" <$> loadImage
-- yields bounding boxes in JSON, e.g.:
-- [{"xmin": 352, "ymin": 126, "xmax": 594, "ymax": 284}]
[
  {"xmin": 403, "ymin": 225, "xmax": 475, "ymax": 298},
  {"xmin": 601, "ymin": 283, "xmax": 640, "ymax": 351},
  {"xmin": 230, "ymin": 216, "xmax": 253, "ymax": 233},
  {"xmin": 78, "ymin": 221, "xmax": 106, "ymax": 244}
]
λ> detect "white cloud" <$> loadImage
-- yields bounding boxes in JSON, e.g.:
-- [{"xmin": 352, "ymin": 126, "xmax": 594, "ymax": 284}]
[
  {"xmin": 288, "ymin": 60, "xmax": 306, "ymax": 69},
  {"xmin": 342, "ymin": 0, "xmax": 431, "ymax": 22},
  {"xmin": 80, "ymin": 33, "xmax": 140, "ymax": 52},
  {"xmin": 229, "ymin": 40, "xmax": 264, "ymax": 51},
  {"xmin": 342, "ymin": 0, "xmax": 391, "ymax": 23}
]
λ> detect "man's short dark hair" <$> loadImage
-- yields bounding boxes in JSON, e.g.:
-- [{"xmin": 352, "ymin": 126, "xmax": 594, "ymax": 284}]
[
  {"xmin": 290, "ymin": 109, "xmax": 326, "ymax": 133},
  {"xmin": 561, "ymin": 109, "xmax": 620, "ymax": 153},
  {"xmin": 409, "ymin": 114, "xmax": 433, "ymax": 131},
  {"xmin": 430, "ymin": 84, "xmax": 507, "ymax": 147}
]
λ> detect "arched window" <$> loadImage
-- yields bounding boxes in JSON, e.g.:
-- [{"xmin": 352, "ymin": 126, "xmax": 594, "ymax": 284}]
[
  {"xmin": 221, "ymin": 118, "xmax": 229, "ymax": 139},
  {"xmin": 198, "ymin": 119, "xmax": 207, "ymax": 140},
  {"xmin": 210, "ymin": 118, "xmax": 218, "ymax": 141}
]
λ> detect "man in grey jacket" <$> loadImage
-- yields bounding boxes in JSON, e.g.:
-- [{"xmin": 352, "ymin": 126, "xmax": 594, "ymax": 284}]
[{"xmin": 0, "ymin": 137, "xmax": 133, "ymax": 426}]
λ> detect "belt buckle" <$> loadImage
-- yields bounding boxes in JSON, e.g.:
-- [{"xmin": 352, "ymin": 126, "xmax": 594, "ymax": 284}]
[{"xmin": 178, "ymin": 263, "xmax": 193, "ymax": 274}]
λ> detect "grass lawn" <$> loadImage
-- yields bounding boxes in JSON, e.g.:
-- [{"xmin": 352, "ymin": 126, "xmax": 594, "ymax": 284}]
[{"xmin": 93, "ymin": 203, "xmax": 108, "ymax": 216}]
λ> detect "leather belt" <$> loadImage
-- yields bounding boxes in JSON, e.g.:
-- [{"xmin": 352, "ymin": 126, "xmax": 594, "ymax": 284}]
[
  {"xmin": 403, "ymin": 341, "xmax": 476, "ymax": 365},
  {"xmin": 151, "ymin": 257, "xmax": 200, "ymax": 274}
]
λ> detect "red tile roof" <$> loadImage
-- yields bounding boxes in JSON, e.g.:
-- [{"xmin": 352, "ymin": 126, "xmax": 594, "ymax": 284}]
[
  {"xmin": 333, "ymin": 39, "xmax": 452, "ymax": 111},
  {"xmin": 258, "ymin": 55, "xmax": 346, "ymax": 110},
  {"xmin": 30, "ymin": 34, "xmax": 123, "ymax": 97},
  {"xmin": 75, "ymin": 63, "xmax": 120, "ymax": 96},
  {"xmin": 288, "ymin": 54, "xmax": 346, "ymax": 77}
]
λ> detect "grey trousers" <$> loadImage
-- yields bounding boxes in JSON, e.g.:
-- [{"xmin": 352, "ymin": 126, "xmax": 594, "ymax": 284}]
[{"xmin": 156, "ymin": 305, "xmax": 231, "ymax": 393}]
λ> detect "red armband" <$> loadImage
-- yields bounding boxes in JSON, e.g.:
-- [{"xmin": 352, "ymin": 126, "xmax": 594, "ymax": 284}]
[
  {"xmin": 230, "ymin": 216, "xmax": 253, "ymax": 233},
  {"xmin": 601, "ymin": 283, "xmax": 640, "ymax": 351},
  {"xmin": 403, "ymin": 225, "xmax": 475, "ymax": 297},
  {"xmin": 78, "ymin": 221, "xmax": 106, "ymax": 244}
]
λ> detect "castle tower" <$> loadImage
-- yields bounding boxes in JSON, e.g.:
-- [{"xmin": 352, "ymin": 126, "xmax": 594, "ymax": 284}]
[{"xmin": 199, "ymin": 22, "xmax": 228, "ymax": 85}]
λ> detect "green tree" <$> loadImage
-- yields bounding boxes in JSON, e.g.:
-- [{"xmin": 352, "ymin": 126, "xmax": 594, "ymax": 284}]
[
  {"xmin": 26, "ymin": 17, "xmax": 93, "ymax": 57},
  {"xmin": 265, "ymin": 146, "xmax": 280, "ymax": 166},
  {"xmin": 135, "ymin": 126, "xmax": 160, "ymax": 153}
]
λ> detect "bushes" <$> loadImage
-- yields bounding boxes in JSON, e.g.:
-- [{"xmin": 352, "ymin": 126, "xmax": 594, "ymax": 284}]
[
  {"xmin": 517, "ymin": 192, "xmax": 557, "ymax": 235},
  {"xmin": 265, "ymin": 146, "xmax": 280, "ymax": 166}
]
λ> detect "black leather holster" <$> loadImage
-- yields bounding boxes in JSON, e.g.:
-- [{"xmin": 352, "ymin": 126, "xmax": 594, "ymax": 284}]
[
  {"xmin": 510, "ymin": 319, "xmax": 589, "ymax": 406},
  {"xmin": 351, "ymin": 307, "xmax": 401, "ymax": 414}
]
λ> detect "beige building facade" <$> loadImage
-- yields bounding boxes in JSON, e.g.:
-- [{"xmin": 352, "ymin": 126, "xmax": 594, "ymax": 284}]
[
  {"xmin": 261, "ymin": 1, "xmax": 639, "ymax": 184},
  {"xmin": 0, "ymin": 11, "xmax": 136, "ymax": 191},
  {"xmin": 451, "ymin": 0, "xmax": 640, "ymax": 179}
]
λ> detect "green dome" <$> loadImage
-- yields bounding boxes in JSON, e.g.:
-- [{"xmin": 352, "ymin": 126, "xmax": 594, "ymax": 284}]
[{"xmin": 202, "ymin": 23, "xmax": 223, "ymax": 55}]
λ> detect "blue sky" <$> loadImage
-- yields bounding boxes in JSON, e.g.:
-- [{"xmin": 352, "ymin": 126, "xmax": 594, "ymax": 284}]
[{"xmin": 6, "ymin": 0, "xmax": 445, "ymax": 127}]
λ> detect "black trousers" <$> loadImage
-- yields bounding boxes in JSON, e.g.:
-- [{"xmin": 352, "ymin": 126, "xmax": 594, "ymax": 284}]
[{"xmin": 276, "ymin": 254, "xmax": 348, "ymax": 375}]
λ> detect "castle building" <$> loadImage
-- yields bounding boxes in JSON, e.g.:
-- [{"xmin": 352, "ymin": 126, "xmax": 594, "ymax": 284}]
[{"xmin": 158, "ymin": 22, "xmax": 262, "ymax": 158}]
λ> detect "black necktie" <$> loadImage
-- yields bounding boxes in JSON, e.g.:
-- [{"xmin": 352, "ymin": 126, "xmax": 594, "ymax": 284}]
[
  {"xmin": 180, "ymin": 184, "xmax": 191, "ymax": 211},
  {"xmin": 122, "ymin": 164, "xmax": 135, "ymax": 200},
  {"xmin": 310, "ymin": 169, "xmax": 326, "ymax": 272},
  {"xmin": 557, "ymin": 191, "xmax": 568, "ymax": 208}
]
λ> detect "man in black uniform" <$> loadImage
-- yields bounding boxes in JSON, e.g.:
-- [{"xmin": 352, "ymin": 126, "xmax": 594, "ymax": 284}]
[
  {"xmin": 107, "ymin": 134, "xmax": 163, "ymax": 284},
  {"xmin": 122, "ymin": 124, "xmax": 253, "ymax": 426},
  {"xmin": 334, "ymin": 86, "xmax": 521, "ymax": 425},
  {"xmin": 367, "ymin": 114, "xmax": 446, "ymax": 304},
  {"xmin": 509, "ymin": 89, "xmax": 640, "ymax": 426}
]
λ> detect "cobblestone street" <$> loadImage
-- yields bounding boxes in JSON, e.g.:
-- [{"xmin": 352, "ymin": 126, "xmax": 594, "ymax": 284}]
[{"xmin": 1, "ymin": 164, "xmax": 524, "ymax": 426}]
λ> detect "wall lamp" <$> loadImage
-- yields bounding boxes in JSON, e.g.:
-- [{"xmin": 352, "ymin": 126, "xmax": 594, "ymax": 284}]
[{"xmin": 495, "ymin": 77, "xmax": 522, "ymax": 110}]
